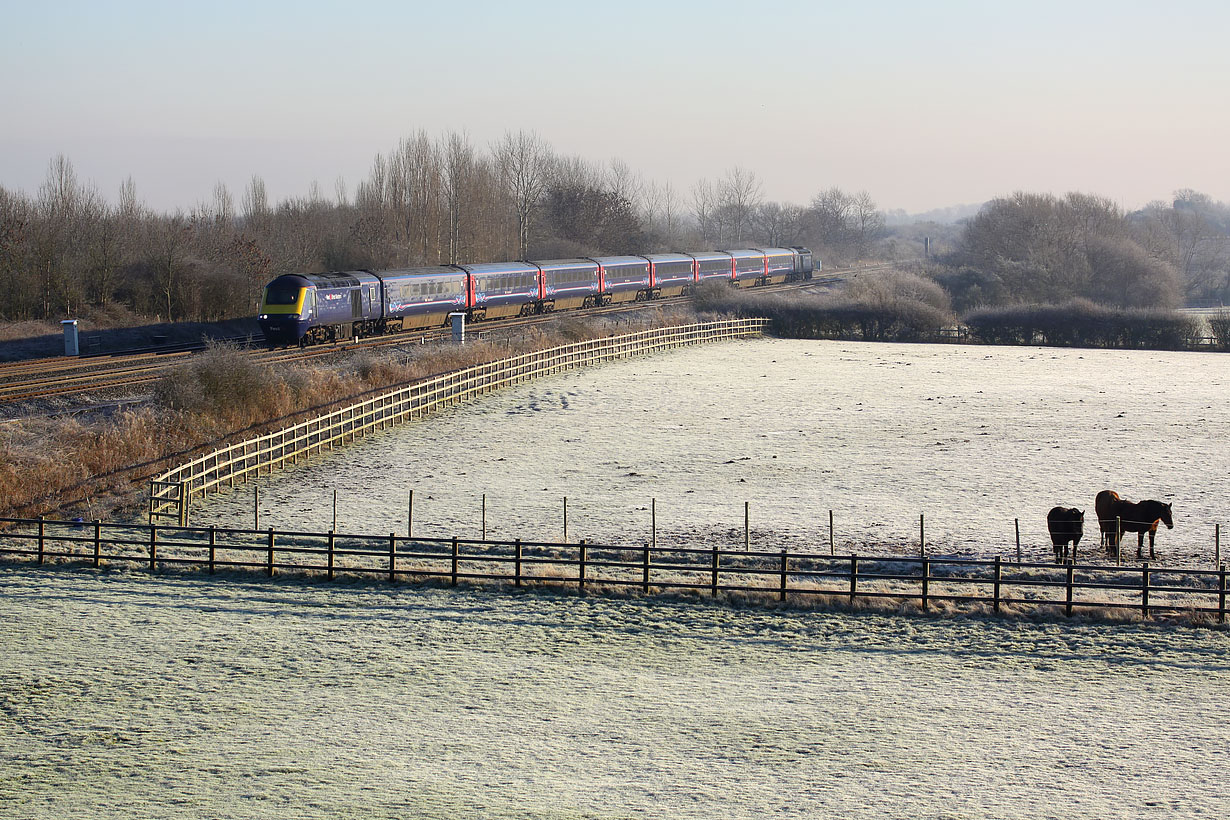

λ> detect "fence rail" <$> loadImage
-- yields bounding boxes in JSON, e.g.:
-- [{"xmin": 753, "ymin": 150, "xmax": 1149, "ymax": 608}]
[
  {"xmin": 4, "ymin": 517, "xmax": 1226, "ymax": 623},
  {"xmin": 147, "ymin": 320, "xmax": 769, "ymax": 524}
]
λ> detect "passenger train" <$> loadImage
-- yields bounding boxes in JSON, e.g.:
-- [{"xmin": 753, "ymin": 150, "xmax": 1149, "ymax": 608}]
[{"xmin": 258, "ymin": 247, "xmax": 816, "ymax": 346}]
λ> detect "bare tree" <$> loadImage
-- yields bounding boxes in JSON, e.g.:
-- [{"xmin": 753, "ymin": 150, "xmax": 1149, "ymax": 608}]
[
  {"xmin": 717, "ymin": 166, "xmax": 762, "ymax": 245},
  {"xmin": 753, "ymin": 201, "xmax": 803, "ymax": 247},
  {"xmin": 34, "ymin": 155, "xmax": 101, "ymax": 317},
  {"xmin": 493, "ymin": 130, "xmax": 552, "ymax": 259},
  {"xmin": 851, "ymin": 190, "xmax": 885, "ymax": 260},
  {"xmin": 440, "ymin": 131, "xmax": 475, "ymax": 264},
  {"xmin": 150, "ymin": 212, "xmax": 191, "ymax": 321},
  {"xmin": 691, "ymin": 179, "xmax": 717, "ymax": 245},
  {"xmin": 643, "ymin": 180, "xmax": 683, "ymax": 249},
  {"xmin": 242, "ymin": 175, "xmax": 269, "ymax": 228},
  {"xmin": 390, "ymin": 131, "xmax": 442, "ymax": 264},
  {"xmin": 607, "ymin": 158, "xmax": 642, "ymax": 207}
]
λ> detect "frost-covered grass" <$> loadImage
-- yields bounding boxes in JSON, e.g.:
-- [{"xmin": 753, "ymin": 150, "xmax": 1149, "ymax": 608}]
[
  {"xmin": 2, "ymin": 568, "xmax": 1229, "ymax": 819},
  {"xmin": 191, "ymin": 338, "xmax": 1229, "ymax": 569}
]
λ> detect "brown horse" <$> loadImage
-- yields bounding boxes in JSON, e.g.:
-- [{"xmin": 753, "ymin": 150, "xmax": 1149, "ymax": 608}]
[
  {"xmin": 1096, "ymin": 490, "xmax": 1174, "ymax": 559},
  {"xmin": 1095, "ymin": 490, "xmax": 1124, "ymax": 548}
]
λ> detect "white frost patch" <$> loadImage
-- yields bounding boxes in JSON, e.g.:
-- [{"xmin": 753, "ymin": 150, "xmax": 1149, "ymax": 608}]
[{"xmin": 1, "ymin": 569, "xmax": 1228, "ymax": 818}]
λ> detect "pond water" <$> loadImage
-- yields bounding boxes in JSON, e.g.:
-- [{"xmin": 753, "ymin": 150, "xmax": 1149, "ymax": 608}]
[
  {"xmin": 2, "ymin": 568, "xmax": 1228, "ymax": 819},
  {"xmin": 194, "ymin": 339, "xmax": 1229, "ymax": 566}
]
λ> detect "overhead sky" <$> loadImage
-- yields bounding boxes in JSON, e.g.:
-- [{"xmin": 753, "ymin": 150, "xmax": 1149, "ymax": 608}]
[{"xmin": 3, "ymin": 0, "xmax": 1228, "ymax": 215}]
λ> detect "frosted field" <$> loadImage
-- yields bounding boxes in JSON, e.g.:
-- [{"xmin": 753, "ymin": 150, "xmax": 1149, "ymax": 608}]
[
  {"xmin": 197, "ymin": 339, "xmax": 1228, "ymax": 566},
  {"xmin": 2, "ymin": 568, "xmax": 1229, "ymax": 819}
]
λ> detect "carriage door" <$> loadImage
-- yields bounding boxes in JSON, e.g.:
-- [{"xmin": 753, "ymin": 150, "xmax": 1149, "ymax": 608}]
[{"xmin": 350, "ymin": 290, "xmax": 362, "ymax": 319}]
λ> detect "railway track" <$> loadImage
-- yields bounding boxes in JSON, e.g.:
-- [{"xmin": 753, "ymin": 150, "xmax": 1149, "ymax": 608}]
[{"xmin": 0, "ymin": 268, "xmax": 861, "ymax": 407}]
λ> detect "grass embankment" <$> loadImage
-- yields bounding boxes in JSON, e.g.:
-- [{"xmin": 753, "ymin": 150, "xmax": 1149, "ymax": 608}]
[{"xmin": 0, "ymin": 310, "xmax": 698, "ymax": 521}]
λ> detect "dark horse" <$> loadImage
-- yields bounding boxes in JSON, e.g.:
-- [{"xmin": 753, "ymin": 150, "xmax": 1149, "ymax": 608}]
[
  {"xmin": 1096, "ymin": 490, "xmax": 1174, "ymax": 559},
  {"xmin": 1047, "ymin": 507, "xmax": 1084, "ymax": 563}
]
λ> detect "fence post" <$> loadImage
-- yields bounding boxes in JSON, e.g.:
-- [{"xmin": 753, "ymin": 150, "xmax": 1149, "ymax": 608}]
[
  {"xmin": 711, "ymin": 545, "xmax": 720, "ymax": 596},
  {"xmin": 37, "ymin": 516, "xmax": 45, "ymax": 565},
  {"xmin": 920, "ymin": 514, "xmax": 925, "ymax": 557},
  {"xmin": 850, "ymin": 555, "xmax": 858, "ymax": 605},
  {"xmin": 779, "ymin": 550, "xmax": 788, "ymax": 602},
  {"xmin": 642, "ymin": 543, "xmax": 651, "ymax": 593},
  {"xmin": 514, "ymin": 539, "xmax": 522, "ymax": 588},
  {"xmin": 149, "ymin": 524, "xmax": 157, "ymax": 572},
  {"xmin": 327, "ymin": 531, "xmax": 335, "ymax": 581},
  {"xmin": 1219, "ymin": 564, "xmax": 1226, "ymax": 624},
  {"xmin": 254, "ymin": 486, "xmax": 260, "ymax": 531},
  {"xmin": 208, "ymin": 526, "xmax": 216, "ymax": 574},
  {"xmin": 1014, "ymin": 519, "xmax": 1021, "ymax": 563},
  {"xmin": 179, "ymin": 481, "xmax": 188, "ymax": 527},
  {"xmin": 563, "ymin": 497, "xmax": 568, "ymax": 543},
  {"xmin": 579, "ymin": 540, "xmax": 587, "ymax": 593},
  {"xmin": 993, "ymin": 556, "xmax": 1002, "ymax": 614},
  {"xmin": 93, "ymin": 520, "xmax": 101, "ymax": 568},
  {"xmin": 1142, "ymin": 563, "xmax": 1150, "ymax": 618},
  {"xmin": 1216, "ymin": 524, "xmax": 1221, "ymax": 569},
  {"xmin": 333, "ymin": 489, "xmax": 338, "ymax": 532},
  {"xmin": 744, "ymin": 502, "xmax": 750, "ymax": 552},
  {"xmin": 408, "ymin": 489, "xmax": 414, "ymax": 538},
  {"xmin": 388, "ymin": 533, "xmax": 397, "ymax": 582},
  {"xmin": 921, "ymin": 557, "xmax": 929, "ymax": 612},
  {"xmin": 829, "ymin": 510, "xmax": 834, "ymax": 556},
  {"xmin": 1116, "ymin": 517, "xmax": 1121, "ymax": 566},
  {"xmin": 651, "ymin": 498, "xmax": 656, "ymax": 551},
  {"xmin": 266, "ymin": 528, "xmax": 275, "ymax": 577},
  {"xmin": 451, "ymin": 536, "xmax": 459, "ymax": 586},
  {"xmin": 1065, "ymin": 563, "xmax": 1074, "ymax": 617}
]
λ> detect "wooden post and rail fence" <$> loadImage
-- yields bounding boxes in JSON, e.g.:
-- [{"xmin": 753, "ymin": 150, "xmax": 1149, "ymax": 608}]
[
  {"xmin": 2, "ymin": 516, "xmax": 1226, "ymax": 623},
  {"xmin": 147, "ymin": 320, "xmax": 770, "ymax": 526}
]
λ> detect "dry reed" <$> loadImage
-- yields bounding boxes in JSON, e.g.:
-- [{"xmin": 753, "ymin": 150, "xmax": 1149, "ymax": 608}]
[{"xmin": 0, "ymin": 310, "xmax": 698, "ymax": 520}]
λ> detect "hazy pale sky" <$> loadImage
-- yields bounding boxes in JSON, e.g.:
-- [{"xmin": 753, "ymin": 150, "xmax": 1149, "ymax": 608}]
[{"xmin": 3, "ymin": 0, "xmax": 1228, "ymax": 214}]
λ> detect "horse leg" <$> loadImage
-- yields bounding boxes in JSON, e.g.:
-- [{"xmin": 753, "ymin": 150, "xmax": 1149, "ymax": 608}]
[
  {"xmin": 1137, "ymin": 531, "xmax": 1145, "ymax": 559},
  {"xmin": 1149, "ymin": 529, "xmax": 1157, "ymax": 560}
]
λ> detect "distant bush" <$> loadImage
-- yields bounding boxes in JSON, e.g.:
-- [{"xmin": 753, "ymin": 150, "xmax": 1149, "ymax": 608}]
[
  {"xmin": 1209, "ymin": 312, "xmax": 1230, "ymax": 351},
  {"xmin": 963, "ymin": 301, "xmax": 1200, "ymax": 349},
  {"xmin": 701, "ymin": 274, "xmax": 955, "ymax": 343}
]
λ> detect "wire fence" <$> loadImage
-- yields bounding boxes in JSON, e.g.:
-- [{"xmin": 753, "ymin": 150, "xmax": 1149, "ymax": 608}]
[{"xmin": 4, "ymin": 517, "xmax": 1225, "ymax": 624}]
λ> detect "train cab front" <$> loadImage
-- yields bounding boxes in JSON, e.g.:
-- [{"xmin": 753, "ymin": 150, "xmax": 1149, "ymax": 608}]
[{"xmin": 258, "ymin": 274, "xmax": 314, "ymax": 346}]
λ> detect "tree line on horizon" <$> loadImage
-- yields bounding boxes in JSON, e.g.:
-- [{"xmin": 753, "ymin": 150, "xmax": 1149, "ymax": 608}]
[{"xmin": 0, "ymin": 129, "xmax": 1227, "ymax": 326}]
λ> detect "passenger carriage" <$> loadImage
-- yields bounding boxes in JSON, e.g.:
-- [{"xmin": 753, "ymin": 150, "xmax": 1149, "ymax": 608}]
[
  {"xmin": 643, "ymin": 253, "xmax": 697, "ymax": 298},
  {"xmin": 592, "ymin": 256, "xmax": 652, "ymax": 304},
  {"xmin": 462, "ymin": 261, "xmax": 541, "ymax": 321},
  {"xmin": 536, "ymin": 259, "xmax": 601, "ymax": 311}
]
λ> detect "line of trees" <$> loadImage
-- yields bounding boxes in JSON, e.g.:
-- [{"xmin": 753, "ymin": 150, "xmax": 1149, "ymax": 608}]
[
  {"xmin": 0, "ymin": 131, "xmax": 886, "ymax": 325},
  {"xmin": 7, "ymin": 129, "xmax": 1225, "ymax": 329},
  {"xmin": 927, "ymin": 190, "xmax": 1230, "ymax": 312}
]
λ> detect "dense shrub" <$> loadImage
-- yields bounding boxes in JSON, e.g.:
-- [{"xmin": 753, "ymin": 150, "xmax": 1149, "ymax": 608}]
[
  {"xmin": 153, "ymin": 341, "xmax": 287, "ymax": 421},
  {"xmin": 963, "ymin": 301, "xmax": 1199, "ymax": 349}
]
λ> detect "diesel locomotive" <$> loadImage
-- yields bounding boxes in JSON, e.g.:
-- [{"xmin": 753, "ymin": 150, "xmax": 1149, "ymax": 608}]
[{"xmin": 258, "ymin": 247, "xmax": 815, "ymax": 346}]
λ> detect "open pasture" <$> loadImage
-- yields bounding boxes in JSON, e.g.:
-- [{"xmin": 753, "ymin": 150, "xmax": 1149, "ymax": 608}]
[{"xmin": 192, "ymin": 339, "xmax": 1228, "ymax": 567}]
